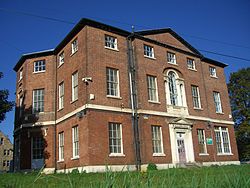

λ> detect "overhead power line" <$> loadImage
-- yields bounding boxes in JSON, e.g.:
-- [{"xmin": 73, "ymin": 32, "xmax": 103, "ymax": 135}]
[
  {"xmin": 180, "ymin": 34, "xmax": 250, "ymax": 50},
  {"xmin": 0, "ymin": 7, "xmax": 249, "ymax": 62},
  {"xmin": 199, "ymin": 49, "xmax": 250, "ymax": 62},
  {"xmin": 0, "ymin": 8, "xmax": 75, "ymax": 25}
]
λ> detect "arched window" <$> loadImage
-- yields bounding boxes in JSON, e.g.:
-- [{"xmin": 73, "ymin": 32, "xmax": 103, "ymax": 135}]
[
  {"xmin": 164, "ymin": 69, "xmax": 188, "ymax": 115},
  {"xmin": 168, "ymin": 71, "xmax": 178, "ymax": 106},
  {"xmin": 180, "ymin": 84, "xmax": 184, "ymax": 106}
]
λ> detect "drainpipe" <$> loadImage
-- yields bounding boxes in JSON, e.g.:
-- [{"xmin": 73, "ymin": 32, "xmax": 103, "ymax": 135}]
[
  {"xmin": 54, "ymin": 54, "xmax": 58, "ymax": 172},
  {"xmin": 127, "ymin": 34, "xmax": 141, "ymax": 171}
]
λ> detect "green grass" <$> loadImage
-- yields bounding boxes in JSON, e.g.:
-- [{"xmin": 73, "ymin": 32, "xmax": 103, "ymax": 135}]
[{"xmin": 0, "ymin": 165, "xmax": 249, "ymax": 188}]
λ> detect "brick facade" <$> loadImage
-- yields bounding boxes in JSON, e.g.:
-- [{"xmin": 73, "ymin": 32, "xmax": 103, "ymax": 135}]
[{"xmin": 13, "ymin": 18, "xmax": 239, "ymax": 173}]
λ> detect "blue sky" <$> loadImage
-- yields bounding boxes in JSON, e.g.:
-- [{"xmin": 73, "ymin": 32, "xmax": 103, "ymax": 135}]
[{"xmin": 0, "ymin": 0, "xmax": 249, "ymax": 142}]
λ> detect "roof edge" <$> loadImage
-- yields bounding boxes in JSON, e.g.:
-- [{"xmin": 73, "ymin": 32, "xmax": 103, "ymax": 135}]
[
  {"xmin": 54, "ymin": 18, "xmax": 130, "ymax": 53},
  {"xmin": 136, "ymin": 28, "xmax": 202, "ymax": 56},
  {"xmin": 13, "ymin": 49, "xmax": 54, "ymax": 71},
  {"xmin": 202, "ymin": 57, "xmax": 228, "ymax": 68}
]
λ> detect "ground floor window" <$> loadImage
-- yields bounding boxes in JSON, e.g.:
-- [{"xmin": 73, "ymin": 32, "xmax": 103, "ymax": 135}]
[
  {"xmin": 151, "ymin": 125, "xmax": 164, "ymax": 154},
  {"xmin": 197, "ymin": 129, "xmax": 207, "ymax": 154},
  {"xmin": 72, "ymin": 126, "xmax": 79, "ymax": 158},
  {"xmin": 214, "ymin": 127, "xmax": 231, "ymax": 154},
  {"xmin": 58, "ymin": 132, "xmax": 64, "ymax": 161},
  {"xmin": 108, "ymin": 122, "xmax": 123, "ymax": 154},
  {"xmin": 32, "ymin": 137, "xmax": 44, "ymax": 159}
]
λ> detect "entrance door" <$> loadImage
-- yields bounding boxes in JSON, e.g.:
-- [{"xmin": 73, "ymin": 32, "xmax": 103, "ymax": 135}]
[{"xmin": 176, "ymin": 132, "xmax": 186, "ymax": 163}]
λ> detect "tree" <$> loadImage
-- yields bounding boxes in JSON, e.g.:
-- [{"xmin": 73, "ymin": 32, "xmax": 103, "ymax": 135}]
[
  {"xmin": 0, "ymin": 72, "xmax": 14, "ymax": 123},
  {"xmin": 228, "ymin": 67, "xmax": 250, "ymax": 160}
]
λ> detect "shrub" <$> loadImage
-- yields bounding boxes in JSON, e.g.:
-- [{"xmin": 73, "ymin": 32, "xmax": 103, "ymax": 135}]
[
  {"xmin": 71, "ymin": 169, "xmax": 79, "ymax": 174},
  {"xmin": 147, "ymin": 163, "xmax": 157, "ymax": 171}
]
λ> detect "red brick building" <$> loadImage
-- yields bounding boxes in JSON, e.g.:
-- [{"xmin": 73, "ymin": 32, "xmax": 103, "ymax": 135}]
[{"xmin": 13, "ymin": 18, "xmax": 239, "ymax": 173}]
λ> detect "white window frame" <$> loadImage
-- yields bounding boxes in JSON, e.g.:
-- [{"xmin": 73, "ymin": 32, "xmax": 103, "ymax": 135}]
[
  {"xmin": 108, "ymin": 122, "xmax": 124, "ymax": 156},
  {"xmin": 58, "ymin": 82, "xmax": 64, "ymax": 110},
  {"xmin": 71, "ymin": 38, "xmax": 78, "ymax": 54},
  {"xmin": 19, "ymin": 95, "xmax": 23, "ymax": 118},
  {"xmin": 144, "ymin": 44, "xmax": 155, "ymax": 58},
  {"xmin": 151, "ymin": 126, "xmax": 164, "ymax": 156},
  {"xmin": 167, "ymin": 52, "xmax": 176, "ymax": 64},
  {"xmin": 19, "ymin": 68, "xmax": 23, "ymax": 81},
  {"xmin": 105, "ymin": 35, "xmax": 118, "ymax": 50},
  {"xmin": 59, "ymin": 52, "xmax": 64, "ymax": 66},
  {"xmin": 168, "ymin": 71, "xmax": 178, "ymax": 106},
  {"xmin": 147, "ymin": 75, "xmax": 159, "ymax": 102},
  {"xmin": 33, "ymin": 89, "xmax": 44, "ymax": 113},
  {"xmin": 191, "ymin": 85, "xmax": 201, "ymax": 109},
  {"xmin": 106, "ymin": 68, "xmax": 120, "ymax": 98},
  {"xmin": 165, "ymin": 70, "xmax": 187, "ymax": 108},
  {"xmin": 209, "ymin": 66, "xmax": 217, "ymax": 78},
  {"xmin": 214, "ymin": 127, "xmax": 231, "ymax": 155},
  {"xmin": 72, "ymin": 126, "xmax": 79, "ymax": 159},
  {"xmin": 58, "ymin": 132, "xmax": 64, "ymax": 161},
  {"xmin": 34, "ymin": 60, "xmax": 46, "ymax": 73},
  {"xmin": 72, "ymin": 72, "xmax": 78, "ymax": 102},
  {"xmin": 187, "ymin": 58, "xmax": 196, "ymax": 70},
  {"xmin": 197, "ymin": 129, "xmax": 207, "ymax": 154},
  {"xmin": 213, "ymin": 91, "xmax": 222, "ymax": 113}
]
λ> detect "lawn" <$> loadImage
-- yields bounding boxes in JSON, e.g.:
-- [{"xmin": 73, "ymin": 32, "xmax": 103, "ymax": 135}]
[{"xmin": 0, "ymin": 165, "xmax": 249, "ymax": 188}]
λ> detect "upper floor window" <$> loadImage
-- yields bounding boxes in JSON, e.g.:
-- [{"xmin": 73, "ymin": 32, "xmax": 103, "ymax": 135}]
[
  {"xmin": 0, "ymin": 137, "xmax": 3, "ymax": 145},
  {"xmin": 19, "ymin": 95, "xmax": 23, "ymax": 118},
  {"xmin": 59, "ymin": 82, "xmax": 64, "ymax": 110},
  {"xmin": 167, "ymin": 52, "xmax": 176, "ymax": 64},
  {"xmin": 151, "ymin": 126, "xmax": 164, "ymax": 155},
  {"xmin": 105, "ymin": 35, "xmax": 117, "ymax": 50},
  {"xmin": 191, "ymin": 85, "xmax": 201, "ymax": 109},
  {"xmin": 209, "ymin": 66, "xmax": 217, "ymax": 77},
  {"xmin": 197, "ymin": 129, "xmax": 207, "ymax": 154},
  {"xmin": 144, "ymin": 44, "xmax": 154, "ymax": 58},
  {"xmin": 19, "ymin": 68, "xmax": 23, "ymax": 80},
  {"xmin": 168, "ymin": 72, "xmax": 178, "ymax": 106},
  {"xmin": 165, "ymin": 70, "xmax": 187, "ymax": 109},
  {"xmin": 72, "ymin": 72, "xmax": 78, "ymax": 102},
  {"xmin": 4, "ymin": 149, "xmax": 7, "ymax": 155},
  {"xmin": 187, "ymin": 58, "xmax": 195, "ymax": 70},
  {"xmin": 108, "ymin": 122, "xmax": 123, "ymax": 155},
  {"xmin": 59, "ymin": 52, "xmax": 64, "ymax": 66},
  {"xmin": 34, "ymin": 60, "xmax": 45, "ymax": 73},
  {"xmin": 214, "ymin": 127, "xmax": 231, "ymax": 154},
  {"xmin": 213, "ymin": 91, "xmax": 222, "ymax": 113},
  {"xmin": 58, "ymin": 132, "xmax": 64, "ymax": 161},
  {"xmin": 72, "ymin": 126, "xmax": 79, "ymax": 158},
  {"xmin": 106, "ymin": 68, "xmax": 120, "ymax": 97},
  {"xmin": 147, "ymin": 75, "xmax": 159, "ymax": 102},
  {"xmin": 71, "ymin": 38, "xmax": 78, "ymax": 54},
  {"xmin": 33, "ymin": 89, "xmax": 44, "ymax": 113}
]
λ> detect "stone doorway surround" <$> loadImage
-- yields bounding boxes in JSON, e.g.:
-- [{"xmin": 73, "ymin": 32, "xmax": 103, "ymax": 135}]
[{"xmin": 169, "ymin": 117, "xmax": 195, "ymax": 164}]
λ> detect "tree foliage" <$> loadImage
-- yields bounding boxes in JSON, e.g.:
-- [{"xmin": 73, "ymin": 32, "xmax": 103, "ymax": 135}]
[
  {"xmin": 228, "ymin": 67, "xmax": 250, "ymax": 159},
  {"xmin": 0, "ymin": 72, "xmax": 14, "ymax": 123}
]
